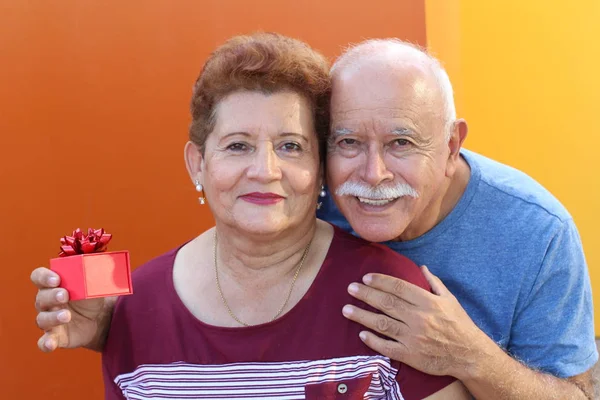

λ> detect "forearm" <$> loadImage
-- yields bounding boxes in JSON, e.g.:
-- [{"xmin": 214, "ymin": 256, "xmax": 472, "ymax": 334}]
[{"xmin": 459, "ymin": 342, "xmax": 592, "ymax": 400}]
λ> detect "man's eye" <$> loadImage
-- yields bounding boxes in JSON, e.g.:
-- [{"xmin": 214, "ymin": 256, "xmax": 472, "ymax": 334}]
[
  {"xmin": 281, "ymin": 142, "xmax": 302, "ymax": 152},
  {"xmin": 392, "ymin": 138, "xmax": 411, "ymax": 147},
  {"xmin": 227, "ymin": 143, "xmax": 248, "ymax": 152},
  {"xmin": 339, "ymin": 138, "xmax": 358, "ymax": 147}
]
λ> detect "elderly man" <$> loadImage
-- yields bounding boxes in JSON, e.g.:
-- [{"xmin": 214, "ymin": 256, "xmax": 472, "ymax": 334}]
[
  {"xmin": 320, "ymin": 39, "xmax": 597, "ymax": 399},
  {"xmin": 33, "ymin": 39, "xmax": 596, "ymax": 399}
]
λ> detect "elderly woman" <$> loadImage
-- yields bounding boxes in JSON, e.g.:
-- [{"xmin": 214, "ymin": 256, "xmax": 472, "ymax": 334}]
[{"xmin": 32, "ymin": 33, "xmax": 469, "ymax": 400}]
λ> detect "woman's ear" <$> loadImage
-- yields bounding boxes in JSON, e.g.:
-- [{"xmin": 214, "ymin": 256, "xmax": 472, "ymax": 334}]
[{"xmin": 184, "ymin": 141, "xmax": 204, "ymax": 185}]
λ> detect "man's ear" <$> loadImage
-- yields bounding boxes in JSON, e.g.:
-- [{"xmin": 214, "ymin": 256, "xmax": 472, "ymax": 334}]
[
  {"xmin": 446, "ymin": 119, "xmax": 468, "ymax": 177},
  {"xmin": 184, "ymin": 141, "xmax": 204, "ymax": 184}
]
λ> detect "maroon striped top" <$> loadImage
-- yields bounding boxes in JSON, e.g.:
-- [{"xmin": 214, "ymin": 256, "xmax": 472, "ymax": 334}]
[{"xmin": 102, "ymin": 225, "xmax": 455, "ymax": 399}]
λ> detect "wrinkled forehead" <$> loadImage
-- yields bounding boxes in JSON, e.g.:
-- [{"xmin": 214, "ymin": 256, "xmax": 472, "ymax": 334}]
[
  {"xmin": 330, "ymin": 109, "xmax": 427, "ymax": 143},
  {"xmin": 331, "ymin": 66, "xmax": 444, "ymax": 135},
  {"xmin": 213, "ymin": 90, "xmax": 313, "ymax": 133},
  {"xmin": 330, "ymin": 90, "xmax": 435, "ymax": 137}
]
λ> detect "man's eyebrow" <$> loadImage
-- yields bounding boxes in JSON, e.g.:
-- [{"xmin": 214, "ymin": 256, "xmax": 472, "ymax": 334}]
[
  {"xmin": 332, "ymin": 127, "xmax": 354, "ymax": 136},
  {"xmin": 333, "ymin": 127, "xmax": 416, "ymax": 135},
  {"xmin": 391, "ymin": 127, "xmax": 423, "ymax": 140},
  {"xmin": 391, "ymin": 127, "xmax": 413, "ymax": 135},
  {"xmin": 391, "ymin": 127, "xmax": 432, "ymax": 146}
]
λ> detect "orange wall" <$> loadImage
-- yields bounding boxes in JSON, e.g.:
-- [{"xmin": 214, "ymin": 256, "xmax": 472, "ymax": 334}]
[
  {"xmin": 425, "ymin": 0, "xmax": 600, "ymax": 332},
  {"xmin": 0, "ymin": 1, "xmax": 426, "ymax": 398}
]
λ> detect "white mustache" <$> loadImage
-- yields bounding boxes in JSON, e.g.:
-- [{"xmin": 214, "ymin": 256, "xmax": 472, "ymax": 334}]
[{"xmin": 335, "ymin": 181, "xmax": 419, "ymax": 199}]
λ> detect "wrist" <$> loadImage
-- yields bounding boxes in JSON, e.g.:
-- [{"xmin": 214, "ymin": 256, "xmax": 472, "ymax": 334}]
[
  {"xmin": 85, "ymin": 296, "xmax": 117, "ymax": 352},
  {"xmin": 452, "ymin": 332, "xmax": 506, "ymax": 383}
]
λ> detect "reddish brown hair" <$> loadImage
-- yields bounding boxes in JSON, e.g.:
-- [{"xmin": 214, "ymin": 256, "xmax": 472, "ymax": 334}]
[{"xmin": 189, "ymin": 32, "xmax": 331, "ymax": 160}]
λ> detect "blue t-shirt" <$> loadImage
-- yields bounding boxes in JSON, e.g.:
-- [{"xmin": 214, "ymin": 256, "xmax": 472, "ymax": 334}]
[{"xmin": 318, "ymin": 148, "xmax": 597, "ymax": 378}]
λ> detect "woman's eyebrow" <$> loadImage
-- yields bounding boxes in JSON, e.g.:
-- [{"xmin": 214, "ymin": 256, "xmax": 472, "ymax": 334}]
[{"xmin": 279, "ymin": 132, "xmax": 308, "ymax": 141}]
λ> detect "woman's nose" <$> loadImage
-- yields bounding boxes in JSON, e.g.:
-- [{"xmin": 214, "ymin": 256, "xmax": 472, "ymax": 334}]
[{"xmin": 246, "ymin": 144, "xmax": 283, "ymax": 182}]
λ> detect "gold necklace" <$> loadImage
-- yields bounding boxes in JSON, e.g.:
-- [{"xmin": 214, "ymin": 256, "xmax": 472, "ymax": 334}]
[{"xmin": 214, "ymin": 230, "xmax": 313, "ymax": 327}]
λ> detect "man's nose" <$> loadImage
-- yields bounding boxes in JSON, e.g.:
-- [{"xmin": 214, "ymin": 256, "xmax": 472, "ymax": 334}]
[
  {"xmin": 362, "ymin": 147, "xmax": 394, "ymax": 187},
  {"xmin": 247, "ymin": 143, "xmax": 283, "ymax": 182}
]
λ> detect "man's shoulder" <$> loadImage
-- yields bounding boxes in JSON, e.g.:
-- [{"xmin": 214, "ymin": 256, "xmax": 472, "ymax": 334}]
[
  {"xmin": 464, "ymin": 149, "xmax": 572, "ymax": 223},
  {"xmin": 330, "ymin": 226, "xmax": 430, "ymax": 291},
  {"xmin": 331, "ymin": 226, "xmax": 414, "ymax": 264}
]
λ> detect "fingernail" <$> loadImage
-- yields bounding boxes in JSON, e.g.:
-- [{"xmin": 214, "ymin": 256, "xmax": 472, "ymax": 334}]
[
  {"xmin": 45, "ymin": 338, "xmax": 55, "ymax": 350},
  {"xmin": 359, "ymin": 331, "xmax": 367, "ymax": 341},
  {"xmin": 48, "ymin": 276, "xmax": 59, "ymax": 286},
  {"xmin": 363, "ymin": 274, "xmax": 372, "ymax": 284},
  {"xmin": 348, "ymin": 283, "xmax": 359, "ymax": 294},
  {"xmin": 57, "ymin": 310, "xmax": 69, "ymax": 323},
  {"xmin": 56, "ymin": 291, "xmax": 65, "ymax": 302},
  {"xmin": 342, "ymin": 305, "xmax": 354, "ymax": 316}
]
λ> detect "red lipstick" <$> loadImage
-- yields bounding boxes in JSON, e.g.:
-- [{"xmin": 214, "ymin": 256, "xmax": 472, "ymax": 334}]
[{"xmin": 240, "ymin": 192, "xmax": 285, "ymax": 205}]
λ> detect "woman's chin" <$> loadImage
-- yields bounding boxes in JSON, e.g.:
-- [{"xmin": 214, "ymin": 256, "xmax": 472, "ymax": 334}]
[
  {"xmin": 232, "ymin": 219, "xmax": 291, "ymax": 237},
  {"xmin": 218, "ymin": 208, "xmax": 312, "ymax": 237}
]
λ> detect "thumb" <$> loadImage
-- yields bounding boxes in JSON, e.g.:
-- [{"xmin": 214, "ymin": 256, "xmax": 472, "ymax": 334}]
[{"xmin": 420, "ymin": 265, "xmax": 448, "ymax": 296}]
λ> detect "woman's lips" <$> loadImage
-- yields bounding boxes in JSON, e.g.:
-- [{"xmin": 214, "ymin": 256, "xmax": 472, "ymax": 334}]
[{"xmin": 240, "ymin": 192, "xmax": 285, "ymax": 205}]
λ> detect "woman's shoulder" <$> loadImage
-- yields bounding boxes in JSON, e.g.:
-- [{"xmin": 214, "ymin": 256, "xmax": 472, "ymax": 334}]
[
  {"xmin": 131, "ymin": 245, "xmax": 182, "ymax": 282},
  {"xmin": 329, "ymin": 225, "xmax": 430, "ymax": 291},
  {"xmin": 114, "ymin": 242, "xmax": 186, "ymax": 309}
]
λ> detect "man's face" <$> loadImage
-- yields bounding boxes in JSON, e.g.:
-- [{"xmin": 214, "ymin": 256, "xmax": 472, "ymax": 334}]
[{"xmin": 326, "ymin": 62, "xmax": 452, "ymax": 242}]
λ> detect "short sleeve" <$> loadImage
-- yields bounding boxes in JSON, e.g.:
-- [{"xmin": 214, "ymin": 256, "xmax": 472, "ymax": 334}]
[
  {"xmin": 102, "ymin": 355, "xmax": 125, "ymax": 400},
  {"xmin": 509, "ymin": 218, "xmax": 598, "ymax": 377},
  {"xmin": 102, "ymin": 294, "xmax": 135, "ymax": 400}
]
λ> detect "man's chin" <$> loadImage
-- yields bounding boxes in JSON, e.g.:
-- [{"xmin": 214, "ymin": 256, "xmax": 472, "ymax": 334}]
[
  {"xmin": 349, "ymin": 220, "xmax": 407, "ymax": 243},
  {"xmin": 338, "ymin": 201, "xmax": 410, "ymax": 242}
]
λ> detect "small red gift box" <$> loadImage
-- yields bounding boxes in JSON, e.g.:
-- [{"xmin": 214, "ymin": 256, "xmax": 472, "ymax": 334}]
[{"xmin": 49, "ymin": 228, "xmax": 133, "ymax": 300}]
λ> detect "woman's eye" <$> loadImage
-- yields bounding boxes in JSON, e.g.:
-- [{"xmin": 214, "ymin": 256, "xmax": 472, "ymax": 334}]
[
  {"xmin": 227, "ymin": 143, "xmax": 248, "ymax": 152},
  {"xmin": 281, "ymin": 142, "xmax": 302, "ymax": 152}
]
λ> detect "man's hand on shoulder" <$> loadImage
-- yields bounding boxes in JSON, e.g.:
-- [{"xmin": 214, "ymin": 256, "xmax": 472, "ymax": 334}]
[
  {"xmin": 342, "ymin": 266, "xmax": 596, "ymax": 400},
  {"xmin": 341, "ymin": 265, "xmax": 489, "ymax": 379}
]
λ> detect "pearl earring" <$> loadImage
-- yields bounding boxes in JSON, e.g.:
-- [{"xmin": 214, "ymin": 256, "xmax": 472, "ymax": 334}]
[
  {"xmin": 317, "ymin": 185, "xmax": 325, "ymax": 210},
  {"xmin": 194, "ymin": 179, "xmax": 205, "ymax": 205}
]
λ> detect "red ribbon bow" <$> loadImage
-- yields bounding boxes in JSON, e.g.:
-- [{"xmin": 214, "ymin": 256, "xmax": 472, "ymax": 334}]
[{"xmin": 59, "ymin": 228, "xmax": 112, "ymax": 257}]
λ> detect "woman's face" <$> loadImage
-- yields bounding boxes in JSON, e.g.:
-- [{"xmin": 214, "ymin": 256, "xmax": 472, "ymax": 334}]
[{"xmin": 187, "ymin": 90, "xmax": 321, "ymax": 236}]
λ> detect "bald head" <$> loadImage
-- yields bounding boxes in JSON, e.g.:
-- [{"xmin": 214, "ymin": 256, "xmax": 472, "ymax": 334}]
[{"xmin": 331, "ymin": 39, "xmax": 456, "ymax": 139}]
